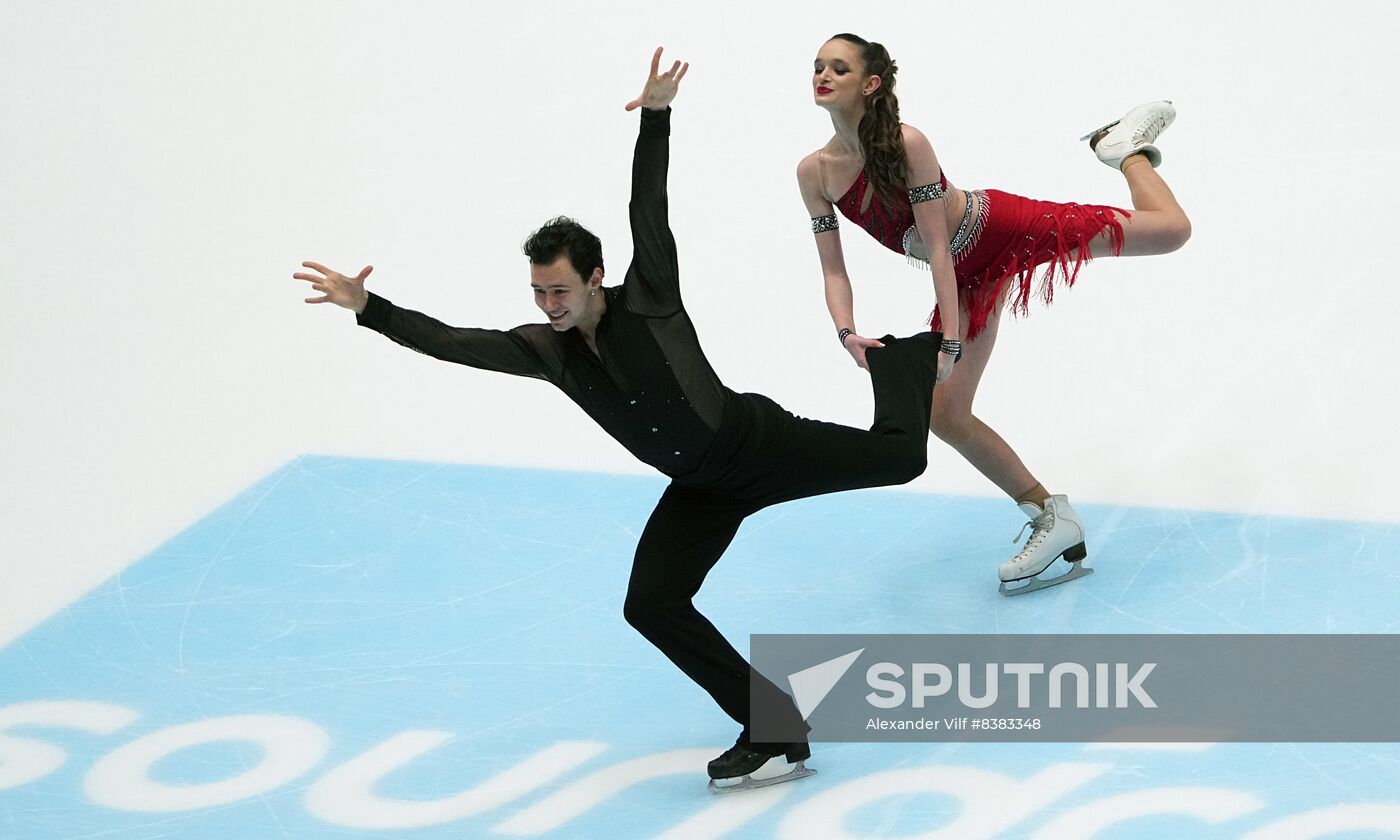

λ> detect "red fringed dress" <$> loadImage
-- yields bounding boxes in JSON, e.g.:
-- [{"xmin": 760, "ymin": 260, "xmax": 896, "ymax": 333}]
[{"xmin": 834, "ymin": 167, "xmax": 1128, "ymax": 342}]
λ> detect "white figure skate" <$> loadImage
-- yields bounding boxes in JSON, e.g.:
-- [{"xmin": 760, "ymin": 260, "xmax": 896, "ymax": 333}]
[
  {"xmin": 1080, "ymin": 101, "xmax": 1176, "ymax": 170},
  {"xmin": 998, "ymin": 495, "xmax": 1092, "ymax": 596}
]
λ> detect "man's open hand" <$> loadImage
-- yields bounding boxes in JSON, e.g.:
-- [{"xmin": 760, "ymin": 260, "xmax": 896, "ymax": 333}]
[
  {"xmin": 294, "ymin": 261, "xmax": 372, "ymax": 313},
  {"xmin": 624, "ymin": 47, "xmax": 689, "ymax": 112}
]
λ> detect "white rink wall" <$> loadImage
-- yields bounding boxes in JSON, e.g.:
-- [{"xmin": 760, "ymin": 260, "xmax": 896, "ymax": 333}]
[{"xmin": 3, "ymin": 0, "xmax": 1398, "ymax": 644}]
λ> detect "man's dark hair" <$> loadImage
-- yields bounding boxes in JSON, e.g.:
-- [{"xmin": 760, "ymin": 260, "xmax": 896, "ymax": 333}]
[{"xmin": 522, "ymin": 216, "xmax": 604, "ymax": 281}]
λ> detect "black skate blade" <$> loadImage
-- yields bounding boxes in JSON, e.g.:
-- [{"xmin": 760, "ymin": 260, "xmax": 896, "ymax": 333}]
[
  {"xmin": 999, "ymin": 559, "xmax": 1093, "ymax": 597},
  {"xmin": 708, "ymin": 759, "xmax": 816, "ymax": 794}
]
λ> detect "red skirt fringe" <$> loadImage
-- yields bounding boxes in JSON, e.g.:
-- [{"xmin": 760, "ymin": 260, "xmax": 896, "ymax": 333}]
[{"xmin": 931, "ymin": 189, "xmax": 1128, "ymax": 342}]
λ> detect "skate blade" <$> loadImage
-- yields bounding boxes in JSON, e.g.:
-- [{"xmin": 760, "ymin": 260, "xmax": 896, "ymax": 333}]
[
  {"xmin": 999, "ymin": 561, "xmax": 1093, "ymax": 597},
  {"xmin": 1079, "ymin": 101, "xmax": 1176, "ymax": 141},
  {"xmin": 708, "ymin": 760, "xmax": 816, "ymax": 794},
  {"xmin": 1078, "ymin": 119, "xmax": 1119, "ymax": 142}
]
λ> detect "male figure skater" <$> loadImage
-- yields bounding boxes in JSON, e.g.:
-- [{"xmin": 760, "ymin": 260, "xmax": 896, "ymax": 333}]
[{"xmin": 295, "ymin": 49, "xmax": 939, "ymax": 792}]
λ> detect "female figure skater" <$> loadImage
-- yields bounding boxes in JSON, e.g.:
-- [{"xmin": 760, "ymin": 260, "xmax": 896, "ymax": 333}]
[
  {"xmin": 297, "ymin": 49, "xmax": 939, "ymax": 792},
  {"xmin": 797, "ymin": 33, "xmax": 1191, "ymax": 595}
]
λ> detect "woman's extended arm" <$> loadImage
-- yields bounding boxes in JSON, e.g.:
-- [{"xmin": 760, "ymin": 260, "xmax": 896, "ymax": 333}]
[
  {"xmin": 797, "ymin": 152, "xmax": 885, "ymax": 369},
  {"xmin": 902, "ymin": 124, "xmax": 960, "ymax": 383}
]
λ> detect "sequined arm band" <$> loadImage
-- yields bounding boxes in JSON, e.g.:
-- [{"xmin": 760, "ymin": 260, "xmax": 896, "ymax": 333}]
[
  {"xmin": 940, "ymin": 338, "xmax": 963, "ymax": 363},
  {"xmin": 811, "ymin": 214, "xmax": 839, "ymax": 234},
  {"xmin": 908, "ymin": 182, "xmax": 947, "ymax": 204}
]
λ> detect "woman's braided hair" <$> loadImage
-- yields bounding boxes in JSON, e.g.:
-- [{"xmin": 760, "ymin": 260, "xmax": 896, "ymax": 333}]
[{"xmin": 831, "ymin": 33, "xmax": 907, "ymax": 205}]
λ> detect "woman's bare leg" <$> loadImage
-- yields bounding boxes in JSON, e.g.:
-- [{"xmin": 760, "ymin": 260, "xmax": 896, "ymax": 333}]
[
  {"xmin": 1092, "ymin": 153, "xmax": 1192, "ymax": 258},
  {"xmin": 931, "ymin": 301, "xmax": 1092, "ymax": 592},
  {"xmin": 928, "ymin": 309, "xmax": 1044, "ymax": 500}
]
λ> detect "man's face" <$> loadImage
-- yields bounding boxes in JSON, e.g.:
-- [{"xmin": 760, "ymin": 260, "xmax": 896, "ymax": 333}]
[{"xmin": 530, "ymin": 254, "xmax": 595, "ymax": 332}]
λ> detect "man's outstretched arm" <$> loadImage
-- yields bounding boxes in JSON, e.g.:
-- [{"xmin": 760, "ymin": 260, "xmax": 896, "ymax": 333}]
[
  {"xmin": 294, "ymin": 261, "xmax": 548, "ymax": 380},
  {"xmin": 622, "ymin": 48, "xmax": 688, "ymax": 317}
]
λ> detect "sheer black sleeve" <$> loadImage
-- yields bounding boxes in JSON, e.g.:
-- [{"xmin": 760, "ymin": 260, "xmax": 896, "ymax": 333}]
[
  {"xmin": 356, "ymin": 292, "xmax": 552, "ymax": 381},
  {"xmin": 623, "ymin": 107, "xmax": 681, "ymax": 317}
]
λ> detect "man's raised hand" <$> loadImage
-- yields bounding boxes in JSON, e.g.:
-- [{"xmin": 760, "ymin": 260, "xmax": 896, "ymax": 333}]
[
  {"xmin": 624, "ymin": 47, "xmax": 689, "ymax": 112},
  {"xmin": 294, "ymin": 261, "xmax": 372, "ymax": 314}
]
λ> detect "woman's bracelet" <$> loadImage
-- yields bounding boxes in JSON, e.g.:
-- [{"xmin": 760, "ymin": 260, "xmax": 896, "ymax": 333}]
[
  {"xmin": 940, "ymin": 338, "xmax": 962, "ymax": 361},
  {"xmin": 838, "ymin": 327, "xmax": 854, "ymax": 347}
]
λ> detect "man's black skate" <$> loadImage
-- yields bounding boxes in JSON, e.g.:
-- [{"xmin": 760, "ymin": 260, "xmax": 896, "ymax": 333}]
[{"xmin": 707, "ymin": 737, "xmax": 815, "ymax": 793}]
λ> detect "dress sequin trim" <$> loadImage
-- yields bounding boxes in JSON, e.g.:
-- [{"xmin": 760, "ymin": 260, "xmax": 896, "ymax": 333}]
[
  {"xmin": 811, "ymin": 213, "xmax": 839, "ymax": 234},
  {"xmin": 950, "ymin": 189, "xmax": 990, "ymax": 260},
  {"xmin": 901, "ymin": 189, "xmax": 990, "ymax": 269}
]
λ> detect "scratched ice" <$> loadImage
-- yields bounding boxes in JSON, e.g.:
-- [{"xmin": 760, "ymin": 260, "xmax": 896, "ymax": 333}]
[{"xmin": 2, "ymin": 456, "xmax": 1398, "ymax": 838}]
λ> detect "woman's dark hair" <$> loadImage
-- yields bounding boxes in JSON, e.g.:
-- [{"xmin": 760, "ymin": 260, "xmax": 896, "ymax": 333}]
[
  {"xmin": 522, "ymin": 216, "xmax": 604, "ymax": 281},
  {"xmin": 830, "ymin": 33, "xmax": 906, "ymax": 205}
]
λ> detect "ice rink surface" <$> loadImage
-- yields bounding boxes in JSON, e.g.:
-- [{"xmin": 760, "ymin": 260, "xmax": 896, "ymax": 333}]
[{"xmin": 3, "ymin": 458, "xmax": 1398, "ymax": 838}]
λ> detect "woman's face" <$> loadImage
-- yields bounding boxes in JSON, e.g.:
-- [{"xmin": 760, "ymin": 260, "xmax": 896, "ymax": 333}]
[{"xmin": 812, "ymin": 39, "xmax": 876, "ymax": 110}]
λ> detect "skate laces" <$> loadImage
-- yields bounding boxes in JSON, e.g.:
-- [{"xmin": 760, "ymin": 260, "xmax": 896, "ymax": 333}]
[
  {"xmin": 1011, "ymin": 508, "xmax": 1055, "ymax": 559},
  {"xmin": 1134, "ymin": 113, "xmax": 1169, "ymax": 144}
]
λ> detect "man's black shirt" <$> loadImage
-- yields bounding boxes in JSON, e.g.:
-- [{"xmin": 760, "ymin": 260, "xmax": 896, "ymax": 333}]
[{"xmin": 356, "ymin": 108, "xmax": 731, "ymax": 476}]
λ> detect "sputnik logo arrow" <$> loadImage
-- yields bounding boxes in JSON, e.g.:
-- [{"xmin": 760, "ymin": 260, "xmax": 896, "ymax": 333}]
[{"xmin": 787, "ymin": 648, "xmax": 865, "ymax": 720}]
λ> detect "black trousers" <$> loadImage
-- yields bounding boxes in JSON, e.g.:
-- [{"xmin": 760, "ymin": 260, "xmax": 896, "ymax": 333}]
[{"xmin": 622, "ymin": 332, "xmax": 939, "ymax": 740}]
